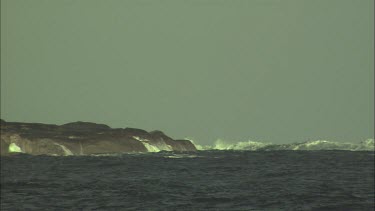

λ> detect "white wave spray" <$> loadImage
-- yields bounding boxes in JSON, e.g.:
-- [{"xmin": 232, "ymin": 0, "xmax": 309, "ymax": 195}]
[
  {"xmin": 53, "ymin": 143, "xmax": 73, "ymax": 156},
  {"xmin": 8, "ymin": 143, "xmax": 23, "ymax": 153},
  {"xmin": 189, "ymin": 138, "xmax": 374, "ymax": 151},
  {"xmin": 133, "ymin": 136, "xmax": 161, "ymax": 152}
]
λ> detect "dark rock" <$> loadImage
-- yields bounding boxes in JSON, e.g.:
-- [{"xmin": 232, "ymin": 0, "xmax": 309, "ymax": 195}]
[
  {"xmin": 173, "ymin": 140, "xmax": 198, "ymax": 151},
  {"xmin": 60, "ymin": 121, "xmax": 111, "ymax": 132},
  {"xmin": 0, "ymin": 120, "xmax": 197, "ymax": 156}
]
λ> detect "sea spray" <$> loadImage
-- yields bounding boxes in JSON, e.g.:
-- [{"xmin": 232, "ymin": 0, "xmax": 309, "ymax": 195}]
[
  {"xmin": 8, "ymin": 143, "xmax": 23, "ymax": 153},
  {"xmin": 183, "ymin": 138, "xmax": 212, "ymax": 150},
  {"xmin": 189, "ymin": 138, "xmax": 374, "ymax": 151},
  {"xmin": 213, "ymin": 139, "xmax": 270, "ymax": 150},
  {"xmin": 141, "ymin": 142, "xmax": 161, "ymax": 152},
  {"xmin": 53, "ymin": 143, "xmax": 74, "ymax": 156},
  {"xmin": 133, "ymin": 136, "xmax": 161, "ymax": 152}
]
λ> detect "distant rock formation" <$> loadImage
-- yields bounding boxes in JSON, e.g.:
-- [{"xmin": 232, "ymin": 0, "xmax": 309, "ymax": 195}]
[{"xmin": 0, "ymin": 120, "xmax": 197, "ymax": 156}]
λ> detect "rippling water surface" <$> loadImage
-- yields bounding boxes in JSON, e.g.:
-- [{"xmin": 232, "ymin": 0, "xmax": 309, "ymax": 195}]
[{"xmin": 1, "ymin": 151, "xmax": 374, "ymax": 210}]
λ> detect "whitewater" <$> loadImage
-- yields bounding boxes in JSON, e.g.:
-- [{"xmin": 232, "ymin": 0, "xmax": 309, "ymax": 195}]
[
  {"xmin": 7, "ymin": 138, "xmax": 373, "ymax": 155},
  {"xmin": 191, "ymin": 138, "xmax": 374, "ymax": 152}
]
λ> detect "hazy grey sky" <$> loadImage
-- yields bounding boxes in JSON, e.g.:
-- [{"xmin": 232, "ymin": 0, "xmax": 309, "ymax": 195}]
[{"xmin": 1, "ymin": 0, "xmax": 373, "ymax": 144}]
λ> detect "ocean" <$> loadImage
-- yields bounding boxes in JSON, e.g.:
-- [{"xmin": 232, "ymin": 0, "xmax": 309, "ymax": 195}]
[{"xmin": 1, "ymin": 150, "xmax": 374, "ymax": 210}]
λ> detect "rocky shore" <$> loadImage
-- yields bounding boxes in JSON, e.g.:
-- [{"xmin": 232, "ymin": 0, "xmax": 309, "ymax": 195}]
[{"xmin": 0, "ymin": 120, "xmax": 196, "ymax": 156}]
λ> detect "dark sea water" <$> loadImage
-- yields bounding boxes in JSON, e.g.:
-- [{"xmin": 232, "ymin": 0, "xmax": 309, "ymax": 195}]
[{"xmin": 1, "ymin": 151, "xmax": 374, "ymax": 210}]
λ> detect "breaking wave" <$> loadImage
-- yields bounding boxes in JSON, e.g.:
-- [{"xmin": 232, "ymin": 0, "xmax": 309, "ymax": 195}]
[
  {"xmin": 132, "ymin": 136, "xmax": 161, "ymax": 152},
  {"xmin": 53, "ymin": 143, "xmax": 74, "ymax": 156},
  {"xmin": 8, "ymin": 143, "xmax": 23, "ymax": 153},
  {"xmin": 132, "ymin": 136, "xmax": 173, "ymax": 152},
  {"xmin": 188, "ymin": 138, "xmax": 374, "ymax": 151}
]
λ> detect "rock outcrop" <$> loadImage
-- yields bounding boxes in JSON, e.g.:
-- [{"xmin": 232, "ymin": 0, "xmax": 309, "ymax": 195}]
[{"xmin": 0, "ymin": 120, "xmax": 197, "ymax": 156}]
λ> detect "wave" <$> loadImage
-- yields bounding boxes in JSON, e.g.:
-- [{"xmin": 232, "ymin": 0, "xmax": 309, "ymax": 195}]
[
  {"xmin": 8, "ymin": 143, "xmax": 23, "ymax": 153},
  {"xmin": 132, "ymin": 136, "xmax": 162, "ymax": 152},
  {"xmin": 187, "ymin": 138, "xmax": 374, "ymax": 151},
  {"xmin": 132, "ymin": 136, "xmax": 175, "ymax": 152},
  {"xmin": 53, "ymin": 143, "xmax": 74, "ymax": 156}
]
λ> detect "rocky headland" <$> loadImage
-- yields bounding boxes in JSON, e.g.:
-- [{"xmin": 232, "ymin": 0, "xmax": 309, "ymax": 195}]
[{"xmin": 0, "ymin": 120, "xmax": 197, "ymax": 156}]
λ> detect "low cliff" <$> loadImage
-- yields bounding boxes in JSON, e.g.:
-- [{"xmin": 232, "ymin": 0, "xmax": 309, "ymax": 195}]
[{"xmin": 0, "ymin": 120, "xmax": 197, "ymax": 156}]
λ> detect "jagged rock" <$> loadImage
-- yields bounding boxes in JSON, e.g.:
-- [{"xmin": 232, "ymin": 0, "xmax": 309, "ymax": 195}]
[{"xmin": 0, "ymin": 120, "xmax": 197, "ymax": 156}]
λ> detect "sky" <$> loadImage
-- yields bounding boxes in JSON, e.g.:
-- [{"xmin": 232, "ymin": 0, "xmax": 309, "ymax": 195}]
[{"xmin": 1, "ymin": 0, "xmax": 373, "ymax": 145}]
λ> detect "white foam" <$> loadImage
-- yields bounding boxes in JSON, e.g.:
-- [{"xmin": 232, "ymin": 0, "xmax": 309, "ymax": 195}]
[
  {"xmin": 53, "ymin": 143, "xmax": 73, "ymax": 156},
  {"xmin": 8, "ymin": 143, "xmax": 23, "ymax": 153},
  {"xmin": 184, "ymin": 138, "xmax": 211, "ymax": 150},
  {"xmin": 195, "ymin": 138, "xmax": 374, "ymax": 151},
  {"xmin": 141, "ymin": 142, "xmax": 161, "ymax": 152},
  {"xmin": 79, "ymin": 141, "xmax": 84, "ymax": 155},
  {"xmin": 304, "ymin": 140, "xmax": 329, "ymax": 147},
  {"xmin": 133, "ymin": 136, "xmax": 161, "ymax": 152},
  {"xmin": 213, "ymin": 139, "xmax": 270, "ymax": 150},
  {"xmin": 155, "ymin": 143, "xmax": 173, "ymax": 151}
]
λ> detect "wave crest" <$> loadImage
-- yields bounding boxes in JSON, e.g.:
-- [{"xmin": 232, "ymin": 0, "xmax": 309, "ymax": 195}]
[{"xmin": 188, "ymin": 138, "xmax": 374, "ymax": 151}]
